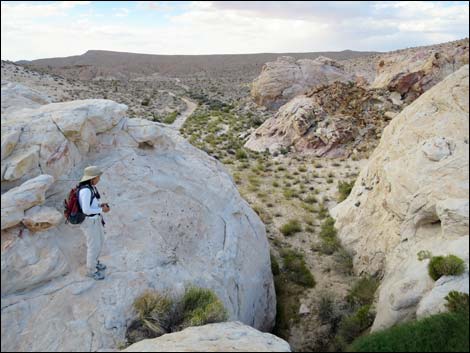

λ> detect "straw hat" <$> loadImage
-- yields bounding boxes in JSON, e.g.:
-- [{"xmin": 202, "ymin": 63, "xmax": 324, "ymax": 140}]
[{"xmin": 80, "ymin": 166, "xmax": 103, "ymax": 182}]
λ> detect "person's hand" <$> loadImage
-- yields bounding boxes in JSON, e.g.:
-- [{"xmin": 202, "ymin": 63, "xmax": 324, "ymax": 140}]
[{"xmin": 102, "ymin": 204, "xmax": 110, "ymax": 213}]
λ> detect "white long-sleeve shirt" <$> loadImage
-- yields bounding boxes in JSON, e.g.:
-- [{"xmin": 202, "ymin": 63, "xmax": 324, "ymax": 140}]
[{"xmin": 79, "ymin": 186, "xmax": 102, "ymax": 215}]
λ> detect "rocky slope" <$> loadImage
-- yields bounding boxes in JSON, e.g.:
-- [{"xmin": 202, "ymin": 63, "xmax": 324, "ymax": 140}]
[
  {"xmin": 371, "ymin": 38, "xmax": 469, "ymax": 103},
  {"xmin": 1, "ymin": 84, "xmax": 276, "ymax": 351},
  {"xmin": 123, "ymin": 321, "xmax": 291, "ymax": 352},
  {"xmin": 246, "ymin": 39, "xmax": 469, "ymax": 157},
  {"xmin": 245, "ymin": 81, "xmax": 397, "ymax": 157},
  {"xmin": 332, "ymin": 65, "xmax": 469, "ymax": 331},
  {"xmin": 251, "ymin": 56, "xmax": 354, "ymax": 110}
]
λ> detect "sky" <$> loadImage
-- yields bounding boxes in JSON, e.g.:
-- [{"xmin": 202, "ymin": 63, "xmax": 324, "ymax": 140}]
[{"xmin": 1, "ymin": 1, "xmax": 469, "ymax": 61}]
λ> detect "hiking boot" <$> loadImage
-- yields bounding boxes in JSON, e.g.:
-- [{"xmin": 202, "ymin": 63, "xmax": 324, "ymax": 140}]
[
  {"xmin": 86, "ymin": 270, "xmax": 105, "ymax": 281},
  {"xmin": 96, "ymin": 261, "xmax": 107, "ymax": 271}
]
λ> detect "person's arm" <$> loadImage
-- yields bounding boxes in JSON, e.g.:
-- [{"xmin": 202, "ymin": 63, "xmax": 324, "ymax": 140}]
[{"xmin": 79, "ymin": 188, "xmax": 102, "ymax": 215}]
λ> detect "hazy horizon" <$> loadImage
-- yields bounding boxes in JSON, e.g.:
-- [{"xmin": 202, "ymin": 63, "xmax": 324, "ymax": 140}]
[{"xmin": 2, "ymin": 1, "xmax": 469, "ymax": 61}]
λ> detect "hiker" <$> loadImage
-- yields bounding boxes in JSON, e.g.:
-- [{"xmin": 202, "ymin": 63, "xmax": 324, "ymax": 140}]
[{"xmin": 78, "ymin": 166, "xmax": 110, "ymax": 280}]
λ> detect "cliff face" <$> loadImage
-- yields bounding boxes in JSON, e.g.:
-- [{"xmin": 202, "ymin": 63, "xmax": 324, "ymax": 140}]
[
  {"xmin": 1, "ymin": 84, "xmax": 276, "ymax": 351},
  {"xmin": 332, "ymin": 65, "xmax": 469, "ymax": 331}
]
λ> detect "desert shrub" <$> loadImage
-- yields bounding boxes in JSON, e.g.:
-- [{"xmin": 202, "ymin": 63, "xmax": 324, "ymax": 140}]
[
  {"xmin": 318, "ymin": 203, "xmax": 329, "ymax": 219},
  {"xmin": 319, "ymin": 216, "xmax": 337, "ymax": 239},
  {"xmin": 445, "ymin": 291, "xmax": 469, "ymax": 313},
  {"xmin": 180, "ymin": 287, "xmax": 228, "ymax": 329},
  {"xmin": 129, "ymin": 287, "xmax": 227, "ymax": 344},
  {"xmin": 141, "ymin": 97, "xmax": 150, "ymax": 106},
  {"xmin": 318, "ymin": 216, "xmax": 341, "ymax": 254},
  {"xmin": 318, "ymin": 295, "xmax": 335, "ymax": 324},
  {"xmin": 428, "ymin": 255, "xmax": 465, "ymax": 281},
  {"xmin": 280, "ymin": 249, "xmax": 315, "ymax": 288},
  {"xmin": 338, "ymin": 180, "xmax": 355, "ymax": 202},
  {"xmin": 235, "ymin": 148, "xmax": 248, "ymax": 160},
  {"xmin": 304, "ymin": 194, "xmax": 318, "ymax": 204},
  {"xmin": 162, "ymin": 111, "xmax": 179, "ymax": 124},
  {"xmin": 271, "ymin": 252, "xmax": 281, "ymax": 276},
  {"xmin": 347, "ymin": 276, "xmax": 379, "ymax": 307},
  {"xmin": 280, "ymin": 219, "xmax": 302, "ymax": 236},
  {"xmin": 337, "ymin": 305, "xmax": 374, "ymax": 345},
  {"xmin": 132, "ymin": 290, "xmax": 174, "ymax": 336},
  {"xmin": 417, "ymin": 250, "xmax": 432, "ymax": 261},
  {"xmin": 334, "ymin": 248, "xmax": 354, "ymax": 275},
  {"xmin": 349, "ymin": 309, "xmax": 469, "ymax": 352},
  {"xmin": 320, "ymin": 237, "xmax": 340, "ymax": 255}
]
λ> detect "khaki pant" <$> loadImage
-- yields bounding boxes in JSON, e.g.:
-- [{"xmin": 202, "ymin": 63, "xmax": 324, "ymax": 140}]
[{"xmin": 80, "ymin": 215, "xmax": 104, "ymax": 274}]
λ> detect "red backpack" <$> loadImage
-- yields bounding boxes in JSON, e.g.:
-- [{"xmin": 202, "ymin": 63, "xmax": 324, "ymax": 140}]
[{"xmin": 63, "ymin": 184, "xmax": 94, "ymax": 224}]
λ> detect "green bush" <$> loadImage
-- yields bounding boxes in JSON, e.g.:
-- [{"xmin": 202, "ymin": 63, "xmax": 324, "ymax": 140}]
[
  {"xmin": 320, "ymin": 237, "xmax": 340, "ymax": 255},
  {"xmin": 428, "ymin": 255, "xmax": 465, "ymax": 281},
  {"xmin": 133, "ymin": 290, "xmax": 174, "ymax": 336},
  {"xmin": 235, "ymin": 148, "xmax": 248, "ymax": 160},
  {"xmin": 445, "ymin": 291, "xmax": 469, "ymax": 313},
  {"xmin": 304, "ymin": 194, "xmax": 318, "ymax": 204},
  {"xmin": 280, "ymin": 249, "xmax": 315, "ymax": 288},
  {"xmin": 338, "ymin": 180, "xmax": 355, "ymax": 202},
  {"xmin": 319, "ymin": 216, "xmax": 337, "ymax": 239},
  {"xmin": 280, "ymin": 219, "xmax": 302, "ymax": 236},
  {"xmin": 318, "ymin": 216, "xmax": 341, "ymax": 254},
  {"xmin": 347, "ymin": 276, "xmax": 379, "ymax": 307},
  {"xmin": 162, "ymin": 111, "xmax": 179, "ymax": 124},
  {"xmin": 417, "ymin": 250, "xmax": 432, "ymax": 261},
  {"xmin": 334, "ymin": 248, "xmax": 354, "ymax": 275},
  {"xmin": 180, "ymin": 287, "xmax": 228, "ymax": 329},
  {"xmin": 271, "ymin": 252, "xmax": 281, "ymax": 276},
  {"xmin": 338, "ymin": 305, "xmax": 374, "ymax": 345},
  {"xmin": 349, "ymin": 310, "xmax": 469, "ymax": 352},
  {"xmin": 129, "ymin": 287, "xmax": 228, "ymax": 343},
  {"xmin": 318, "ymin": 295, "xmax": 335, "ymax": 324}
]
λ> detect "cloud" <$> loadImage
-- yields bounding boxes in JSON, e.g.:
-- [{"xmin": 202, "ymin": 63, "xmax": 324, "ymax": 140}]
[
  {"xmin": 113, "ymin": 7, "xmax": 130, "ymax": 17},
  {"xmin": 1, "ymin": 1, "xmax": 468, "ymax": 61}
]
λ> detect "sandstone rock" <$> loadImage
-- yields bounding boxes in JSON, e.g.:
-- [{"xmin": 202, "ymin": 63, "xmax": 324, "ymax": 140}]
[
  {"xmin": 245, "ymin": 82, "xmax": 394, "ymax": 156},
  {"xmin": 1, "ymin": 86, "xmax": 276, "ymax": 351},
  {"xmin": 1, "ymin": 81, "xmax": 51, "ymax": 114},
  {"xmin": 122, "ymin": 322, "xmax": 291, "ymax": 352},
  {"xmin": 332, "ymin": 65, "xmax": 469, "ymax": 331},
  {"xmin": 1, "ymin": 226, "xmax": 69, "ymax": 296},
  {"xmin": 1, "ymin": 129, "xmax": 21, "ymax": 161},
  {"xmin": 23, "ymin": 205, "xmax": 63, "ymax": 232},
  {"xmin": 1, "ymin": 99, "xmax": 127, "ymax": 187},
  {"xmin": 371, "ymin": 38, "xmax": 469, "ymax": 103},
  {"xmin": 251, "ymin": 56, "xmax": 353, "ymax": 110},
  {"xmin": 416, "ymin": 272, "xmax": 469, "ymax": 319},
  {"xmin": 299, "ymin": 303, "xmax": 310, "ymax": 315},
  {"xmin": 1, "ymin": 174, "xmax": 54, "ymax": 230}
]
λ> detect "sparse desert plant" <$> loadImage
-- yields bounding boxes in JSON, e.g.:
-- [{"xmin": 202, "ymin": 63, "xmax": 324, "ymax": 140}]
[
  {"xmin": 334, "ymin": 248, "xmax": 354, "ymax": 275},
  {"xmin": 235, "ymin": 148, "xmax": 248, "ymax": 160},
  {"xmin": 304, "ymin": 194, "xmax": 318, "ymax": 204},
  {"xmin": 280, "ymin": 219, "xmax": 302, "ymax": 236},
  {"xmin": 317, "ymin": 294, "xmax": 336, "ymax": 324},
  {"xmin": 180, "ymin": 287, "xmax": 228, "ymax": 329},
  {"xmin": 271, "ymin": 252, "xmax": 281, "ymax": 276},
  {"xmin": 445, "ymin": 291, "xmax": 469, "ymax": 313},
  {"xmin": 338, "ymin": 180, "xmax": 355, "ymax": 202},
  {"xmin": 133, "ymin": 290, "xmax": 175, "ymax": 336},
  {"xmin": 428, "ymin": 254, "xmax": 465, "ymax": 281},
  {"xmin": 162, "ymin": 111, "xmax": 179, "ymax": 124},
  {"xmin": 337, "ymin": 305, "xmax": 375, "ymax": 345},
  {"xmin": 417, "ymin": 250, "xmax": 432, "ymax": 261},
  {"xmin": 347, "ymin": 276, "xmax": 379, "ymax": 307},
  {"xmin": 280, "ymin": 248, "xmax": 315, "ymax": 288}
]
